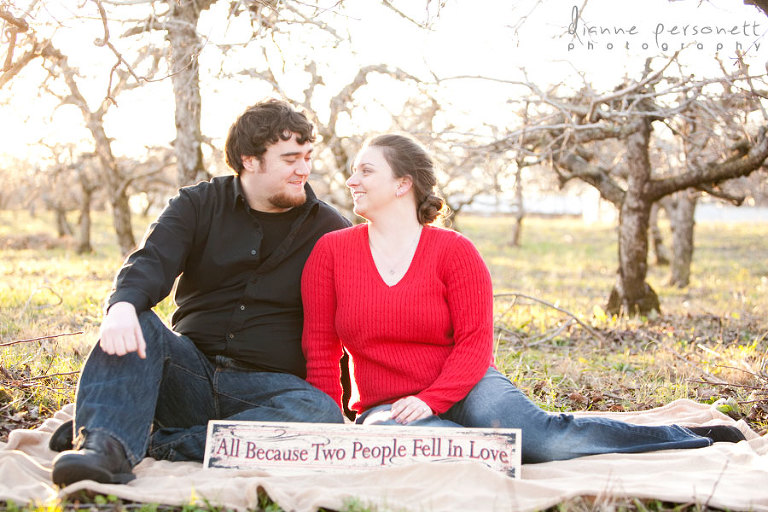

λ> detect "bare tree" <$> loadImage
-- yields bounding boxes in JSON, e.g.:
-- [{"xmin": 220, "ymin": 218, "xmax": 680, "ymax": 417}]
[
  {"xmin": 489, "ymin": 56, "xmax": 768, "ymax": 316},
  {"xmin": 37, "ymin": 142, "xmax": 81, "ymax": 239},
  {"xmin": 114, "ymin": 0, "xmax": 219, "ymax": 186},
  {"xmin": 103, "ymin": 0, "xmax": 428, "ymax": 189},
  {"xmin": 381, "ymin": 95, "xmax": 516, "ymax": 231},
  {"xmin": 4, "ymin": 0, "xmax": 342, "ymax": 193},
  {"xmin": 73, "ymin": 156, "xmax": 100, "ymax": 254},
  {"xmin": 39, "ymin": 42, "xmax": 162, "ymax": 254},
  {"xmin": 1, "ymin": 2, "xmax": 164, "ymax": 253},
  {"xmin": 5, "ymin": 0, "xmax": 445, "ymax": 196},
  {"xmin": 647, "ymin": 59, "xmax": 762, "ymax": 288},
  {"xmin": 123, "ymin": 147, "xmax": 177, "ymax": 215}
]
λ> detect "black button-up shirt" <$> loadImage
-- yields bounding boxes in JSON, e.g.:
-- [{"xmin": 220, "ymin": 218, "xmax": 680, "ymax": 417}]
[{"xmin": 108, "ymin": 176, "xmax": 351, "ymax": 377}]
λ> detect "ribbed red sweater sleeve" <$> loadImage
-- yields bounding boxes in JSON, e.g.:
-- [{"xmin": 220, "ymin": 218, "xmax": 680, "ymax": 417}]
[{"xmin": 302, "ymin": 224, "xmax": 494, "ymax": 414}]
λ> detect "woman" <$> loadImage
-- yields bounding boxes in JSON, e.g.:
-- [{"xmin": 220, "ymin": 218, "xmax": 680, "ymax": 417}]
[{"xmin": 301, "ymin": 133, "xmax": 745, "ymax": 464}]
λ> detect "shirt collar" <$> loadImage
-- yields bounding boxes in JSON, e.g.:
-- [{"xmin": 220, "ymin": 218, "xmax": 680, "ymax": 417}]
[{"xmin": 233, "ymin": 175, "xmax": 247, "ymax": 209}]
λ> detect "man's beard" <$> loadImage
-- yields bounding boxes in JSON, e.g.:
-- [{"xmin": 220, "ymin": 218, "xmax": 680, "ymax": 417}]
[{"xmin": 269, "ymin": 189, "xmax": 307, "ymax": 210}]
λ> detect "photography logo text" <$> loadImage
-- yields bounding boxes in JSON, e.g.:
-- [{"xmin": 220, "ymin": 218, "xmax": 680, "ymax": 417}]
[{"xmin": 566, "ymin": 5, "xmax": 762, "ymax": 56}]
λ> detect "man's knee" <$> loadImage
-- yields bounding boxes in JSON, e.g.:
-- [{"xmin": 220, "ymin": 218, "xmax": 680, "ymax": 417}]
[
  {"xmin": 306, "ymin": 390, "xmax": 344, "ymax": 423},
  {"xmin": 135, "ymin": 311, "xmax": 195, "ymax": 359},
  {"xmin": 136, "ymin": 311, "xmax": 167, "ymax": 344}
]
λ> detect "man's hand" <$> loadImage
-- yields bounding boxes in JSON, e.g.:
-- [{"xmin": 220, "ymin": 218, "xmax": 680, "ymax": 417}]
[
  {"xmin": 390, "ymin": 396, "xmax": 433, "ymax": 424},
  {"xmin": 99, "ymin": 302, "xmax": 147, "ymax": 358}
]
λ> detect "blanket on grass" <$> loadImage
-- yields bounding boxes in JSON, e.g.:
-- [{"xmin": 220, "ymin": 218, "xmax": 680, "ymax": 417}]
[{"xmin": 1, "ymin": 400, "xmax": 767, "ymax": 512}]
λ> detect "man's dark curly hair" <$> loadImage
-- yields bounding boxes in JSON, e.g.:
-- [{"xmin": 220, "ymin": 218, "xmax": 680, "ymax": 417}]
[{"xmin": 225, "ymin": 99, "xmax": 315, "ymax": 173}]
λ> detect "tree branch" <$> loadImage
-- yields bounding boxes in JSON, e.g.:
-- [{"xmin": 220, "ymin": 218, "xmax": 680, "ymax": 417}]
[
  {"xmin": 648, "ymin": 127, "xmax": 768, "ymax": 200},
  {"xmin": 695, "ymin": 184, "xmax": 746, "ymax": 206},
  {"xmin": 91, "ymin": 0, "xmax": 147, "ymax": 104},
  {"xmin": 0, "ymin": 42, "xmax": 39, "ymax": 87},
  {"xmin": 326, "ymin": 64, "xmax": 421, "ymax": 133},
  {"xmin": 0, "ymin": 8, "xmax": 29, "ymax": 31},
  {"xmin": 380, "ymin": 0, "xmax": 434, "ymax": 29},
  {"xmin": 556, "ymin": 151, "xmax": 626, "ymax": 205}
]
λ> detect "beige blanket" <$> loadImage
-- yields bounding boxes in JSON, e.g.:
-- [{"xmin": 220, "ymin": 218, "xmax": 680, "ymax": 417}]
[{"xmin": 2, "ymin": 400, "xmax": 767, "ymax": 511}]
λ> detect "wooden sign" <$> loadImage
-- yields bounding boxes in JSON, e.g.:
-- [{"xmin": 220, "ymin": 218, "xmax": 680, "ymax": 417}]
[{"xmin": 203, "ymin": 421, "xmax": 521, "ymax": 477}]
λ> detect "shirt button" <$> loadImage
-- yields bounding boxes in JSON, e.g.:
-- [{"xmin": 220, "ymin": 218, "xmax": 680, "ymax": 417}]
[
  {"xmin": 239, "ymin": 305, "xmax": 246, "ymax": 311},
  {"xmin": 250, "ymin": 249, "xmax": 257, "ymax": 256},
  {"xmin": 228, "ymin": 333, "xmax": 235, "ymax": 339}
]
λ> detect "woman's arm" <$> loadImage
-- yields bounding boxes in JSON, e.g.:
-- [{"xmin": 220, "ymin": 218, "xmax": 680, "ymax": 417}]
[
  {"xmin": 413, "ymin": 233, "xmax": 495, "ymax": 414},
  {"xmin": 301, "ymin": 236, "xmax": 344, "ymax": 408}
]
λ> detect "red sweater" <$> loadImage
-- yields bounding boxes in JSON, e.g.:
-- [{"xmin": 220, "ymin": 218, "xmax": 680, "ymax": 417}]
[{"xmin": 301, "ymin": 223, "xmax": 494, "ymax": 415}]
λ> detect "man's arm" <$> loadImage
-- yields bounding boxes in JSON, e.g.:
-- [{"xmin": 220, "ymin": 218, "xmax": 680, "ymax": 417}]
[
  {"xmin": 107, "ymin": 188, "xmax": 201, "ymax": 314},
  {"xmin": 101, "ymin": 191, "xmax": 199, "ymax": 358},
  {"xmin": 99, "ymin": 302, "xmax": 147, "ymax": 358}
]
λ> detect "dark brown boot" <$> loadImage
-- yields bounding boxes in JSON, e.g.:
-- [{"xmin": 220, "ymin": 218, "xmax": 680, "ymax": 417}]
[
  {"xmin": 688, "ymin": 425, "xmax": 746, "ymax": 443},
  {"xmin": 48, "ymin": 420, "xmax": 74, "ymax": 452},
  {"xmin": 51, "ymin": 429, "xmax": 135, "ymax": 487}
]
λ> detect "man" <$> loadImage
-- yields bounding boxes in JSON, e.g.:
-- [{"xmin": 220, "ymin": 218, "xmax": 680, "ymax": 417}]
[{"xmin": 51, "ymin": 99, "xmax": 351, "ymax": 487}]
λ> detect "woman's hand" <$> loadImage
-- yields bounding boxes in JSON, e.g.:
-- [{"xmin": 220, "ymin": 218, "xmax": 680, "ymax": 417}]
[{"xmin": 390, "ymin": 396, "xmax": 433, "ymax": 424}]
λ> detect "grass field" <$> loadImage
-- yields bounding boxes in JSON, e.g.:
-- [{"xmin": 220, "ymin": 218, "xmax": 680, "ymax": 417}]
[
  {"xmin": 1, "ymin": 209, "xmax": 767, "ymax": 511},
  {"xmin": 470, "ymin": 216, "xmax": 767, "ymax": 424}
]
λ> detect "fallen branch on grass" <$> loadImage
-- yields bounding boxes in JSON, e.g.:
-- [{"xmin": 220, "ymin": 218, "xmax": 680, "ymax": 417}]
[
  {"xmin": 16, "ymin": 370, "xmax": 80, "ymax": 383},
  {"xmin": 527, "ymin": 318, "xmax": 576, "ymax": 346},
  {"xmin": 0, "ymin": 331, "xmax": 83, "ymax": 348},
  {"xmin": 716, "ymin": 364, "xmax": 768, "ymax": 382},
  {"xmin": 690, "ymin": 378, "xmax": 768, "ymax": 394},
  {"xmin": 493, "ymin": 292, "xmax": 609, "ymax": 347}
]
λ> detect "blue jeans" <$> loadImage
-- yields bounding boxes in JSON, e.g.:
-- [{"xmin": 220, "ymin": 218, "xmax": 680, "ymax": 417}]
[
  {"xmin": 74, "ymin": 312, "xmax": 344, "ymax": 466},
  {"xmin": 358, "ymin": 367, "xmax": 711, "ymax": 464}
]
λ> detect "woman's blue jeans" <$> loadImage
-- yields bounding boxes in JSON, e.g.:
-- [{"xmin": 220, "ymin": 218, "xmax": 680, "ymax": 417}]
[
  {"xmin": 74, "ymin": 312, "xmax": 344, "ymax": 466},
  {"xmin": 358, "ymin": 367, "xmax": 711, "ymax": 464}
]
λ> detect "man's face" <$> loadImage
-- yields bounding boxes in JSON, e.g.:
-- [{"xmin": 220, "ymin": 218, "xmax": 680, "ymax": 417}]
[{"xmin": 241, "ymin": 133, "xmax": 312, "ymax": 213}]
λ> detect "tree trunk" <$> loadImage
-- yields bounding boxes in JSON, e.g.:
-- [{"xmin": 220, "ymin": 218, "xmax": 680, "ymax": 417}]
[
  {"xmin": 91, "ymin": 125, "xmax": 135, "ymax": 255},
  {"xmin": 667, "ymin": 190, "xmax": 698, "ymax": 288},
  {"xmin": 167, "ymin": 1, "xmax": 209, "ymax": 187},
  {"xmin": 509, "ymin": 211, "xmax": 523, "ymax": 247},
  {"xmin": 76, "ymin": 186, "xmax": 93, "ymax": 254},
  {"xmin": 509, "ymin": 164, "xmax": 524, "ymax": 247},
  {"xmin": 110, "ymin": 194, "xmax": 135, "ymax": 254},
  {"xmin": 54, "ymin": 207, "xmax": 73, "ymax": 238},
  {"xmin": 648, "ymin": 201, "xmax": 670, "ymax": 265},
  {"xmin": 606, "ymin": 120, "xmax": 660, "ymax": 316}
]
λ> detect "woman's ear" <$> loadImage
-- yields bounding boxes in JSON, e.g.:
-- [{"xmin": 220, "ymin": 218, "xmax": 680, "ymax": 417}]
[{"xmin": 397, "ymin": 176, "xmax": 414, "ymax": 196}]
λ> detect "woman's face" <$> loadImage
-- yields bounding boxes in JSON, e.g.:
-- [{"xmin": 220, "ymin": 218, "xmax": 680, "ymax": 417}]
[{"xmin": 347, "ymin": 145, "xmax": 402, "ymax": 220}]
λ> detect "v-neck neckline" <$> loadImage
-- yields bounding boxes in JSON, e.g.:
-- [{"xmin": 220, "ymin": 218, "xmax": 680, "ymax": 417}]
[{"xmin": 364, "ymin": 224, "xmax": 425, "ymax": 288}]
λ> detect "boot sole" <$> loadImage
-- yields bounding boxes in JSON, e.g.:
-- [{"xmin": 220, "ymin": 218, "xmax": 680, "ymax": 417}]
[{"xmin": 52, "ymin": 457, "xmax": 135, "ymax": 487}]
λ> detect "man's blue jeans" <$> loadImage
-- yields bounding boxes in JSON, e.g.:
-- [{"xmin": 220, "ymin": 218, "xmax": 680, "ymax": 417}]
[
  {"xmin": 358, "ymin": 367, "xmax": 711, "ymax": 464},
  {"xmin": 74, "ymin": 312, "xmax": 344, "ymax": 466}
]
